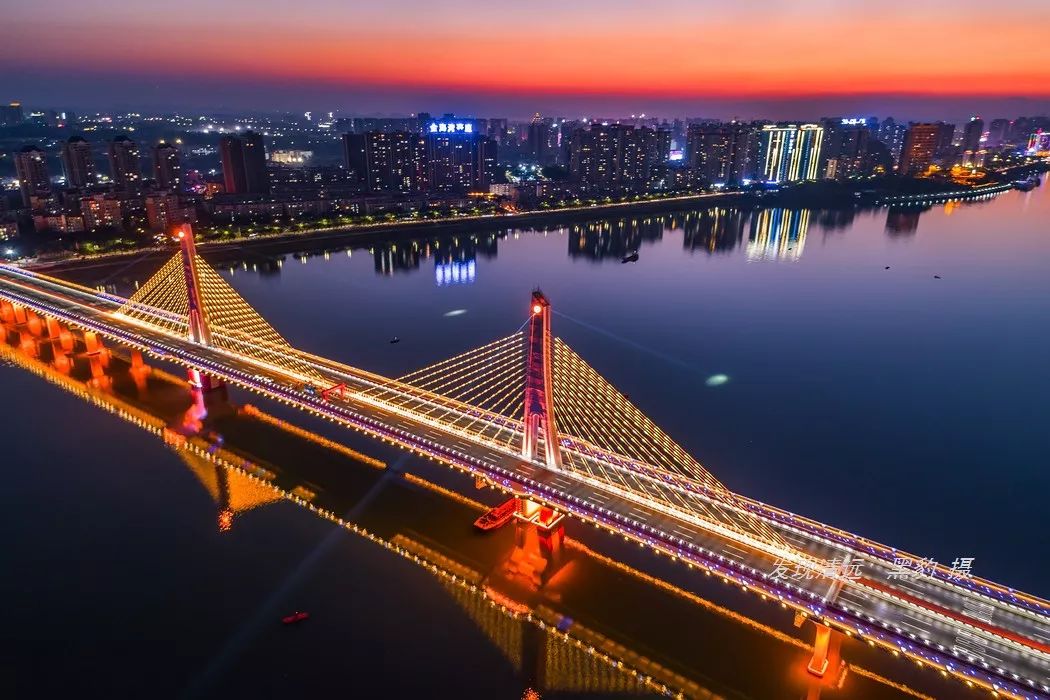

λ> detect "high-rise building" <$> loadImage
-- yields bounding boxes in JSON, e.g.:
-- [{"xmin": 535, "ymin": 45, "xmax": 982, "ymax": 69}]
[
  {"xmin": 107, "ymin": 135, "xmax": 141, "ymax": 190},
  {"xmin": 960, "ymin": 117, "xmax": 984, "ymax": 166},
  {"xmin": 568, "ymin": 123, "xmax": 664, "ymax": 192},
  {"xmin": 820, "ymin": 118, "xmax": 879, "ymax": 179},
  {"xmin": 962, "ymin": 117, "xmax": 984, "ymax": 154},
  {"xmin": 527, "ymin": 114, "xmax": 554, "ymax": 164},
  {"xmin": 655, "ymin": 128, "xmax": 672, "ymax": 165},
  {"xmin": 686, "ymin": 122, "xmax": 752, "ymax": 183},
  {"xmin": 621, "ymin": 127, "xmax": 660, "ymax": 191},
  {"xmin": 933, "ymin": 122, "xmax": 956, "ymax": 159},
  {"xmin": 220, "ymin": 132, "xmax": 269, "ymax": 194},
  {"xmin": 344, "ymin": 131, "xmax": 425, "ymax": 193},
  {"xmin": 241, "ymin": 131, "xmax": 269, "ymax": 194},
  {"xmin": 60, "ymin": 136, "xmax": 96, "ymax": 189},
  {"xmin": 474, "ymin": 136, "xmax": 498, "ymax": 191},
  {"xmin": 878, "ymin": 118, "xmax": 907, "ymax": 162},
  {"xmin": 220, "ymin": 135, "xmax": 246, "ymax": 194},
  {"xmin": 1008, "ymin": 117, "xmax": 1033, "ymax": 146},
  {"xmin": 15, "ymin": 145, "xmax": 50, "ymax": 207},
  {"xmin": 987, "ymin": 119, "xmax": 1010, "ymax": 148},
  {"xmin": 898, "ymin": 123, "xmax": 940, "ymax": 174},
  {"xmin": 152, "ymin": 141, "xmax": 182, "ymax": 191},
  {"xmin": 0, "ymin": 101, "xmax": 24, "ymax": 126},
  {"xmin": 570, "ymin": 123, "xmax": 628, "ymax": 191},
  {"xmin": 423, "ymin": 117, "xmax": 493, "ymax": 192},
  {"xmin": 757, "ymin": 124, "xmax": 823, "ymax": 183}
]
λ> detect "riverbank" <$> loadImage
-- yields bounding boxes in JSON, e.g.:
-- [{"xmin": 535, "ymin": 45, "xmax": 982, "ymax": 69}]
[
  {"xmin": 23, "ymin": 167, "xmax": 1044, "ymax": 275},
  {"xmin": 25, "ymin": 189, "xmax": 745, "ymax": 274}
]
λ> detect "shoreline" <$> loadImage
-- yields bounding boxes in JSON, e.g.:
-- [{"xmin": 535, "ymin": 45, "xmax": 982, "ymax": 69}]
[
  {"xmin": 23, "ymin": 176, "xmax": 1036, "ymax": 275},
  {"xmin": 27, "ymin": 190, "xmax": 746, "ymax": 273}
]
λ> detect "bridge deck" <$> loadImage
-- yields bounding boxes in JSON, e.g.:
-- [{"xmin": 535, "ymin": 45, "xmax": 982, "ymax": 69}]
[{"xmin": 1, "ymin": 263, "xmax": 1046, "ymax": 699}]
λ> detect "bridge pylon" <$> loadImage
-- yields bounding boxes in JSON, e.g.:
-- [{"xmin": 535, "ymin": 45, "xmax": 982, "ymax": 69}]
[
  {"xmin": 175, "ymin": 225, "xmax": 223, "ymax": 392},
  {"xmin": 521, "ymin": 290, "xmax": 562, "ymax": 470}
]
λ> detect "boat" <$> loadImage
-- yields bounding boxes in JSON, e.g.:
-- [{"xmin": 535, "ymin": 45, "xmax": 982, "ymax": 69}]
[
  {"xmin": 282, "ymin": 611, "xmax": 310, "ymax": 625},
  {"xmin": 389, "ymin": 336, "xmax": 401, "ymax": 344},
  {"xmin": 621, "ymin": 251, "xmax": 639, "ymax": 264},
  {"xmin": 473, "ymin": 498, "xmax": 517, "ymax": 531},
  {"xmin": 1013, "ymin": 178, "xmax": 1037, "ymax": 192}
]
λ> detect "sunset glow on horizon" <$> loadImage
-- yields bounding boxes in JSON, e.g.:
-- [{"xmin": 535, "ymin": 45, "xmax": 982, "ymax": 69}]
[{"xmin": 2, "ymin": 0, "xmax": 1048, "ymax": 114}]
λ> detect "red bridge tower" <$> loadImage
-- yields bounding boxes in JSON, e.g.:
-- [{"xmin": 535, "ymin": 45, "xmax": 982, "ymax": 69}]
[
  {"xmin": 521, "ymin": 290, "xmax": 562, "ymax": 470},
  {"xmin": 176, "ymin": 225, "xmax": 222, "ymax": 392}
]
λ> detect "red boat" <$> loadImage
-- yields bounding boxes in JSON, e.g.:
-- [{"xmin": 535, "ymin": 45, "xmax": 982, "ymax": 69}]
[
  {"xmin": 282, "ymin": 611, "xmax": 310, "ymax": 625},
  {"xmin": 474, "ymin": 498, "xmax": 517, "ymax": 531}
]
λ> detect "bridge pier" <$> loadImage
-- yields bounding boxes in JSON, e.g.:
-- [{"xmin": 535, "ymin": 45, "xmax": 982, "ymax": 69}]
[
  {"xmin": 188, "ymin": 367, "xmax": 225, "ymax": 394},
  {"xmin": 505, "ymin": 497, "xmax": 566, "ymax": 586},
  {"xmin": 44, "ymin": 316, "xmax": 62, "ymax": 340},
  {"xmin": 83, "ymin": 330, "xmax": 103, "ymax": 355},
  {"xmin": 806, "ymin": 621, "xmax": 845, "ymax": 679},
  {"xmin": 4, "ymin": 302, "xmax": 28, "ymax": 325},
  {"xmin": 18, "ymin": 331, "xmax": 39, "ymax": 358},
  {"xmin": 25, "ymin": 310, "xmax": 43, "ymax": 337}
]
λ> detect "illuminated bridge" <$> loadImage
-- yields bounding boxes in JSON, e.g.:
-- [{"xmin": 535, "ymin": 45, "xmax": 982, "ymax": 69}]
[{"xmin": 1, "ymin": 229, "xmax": 1047, "ymax": 700}]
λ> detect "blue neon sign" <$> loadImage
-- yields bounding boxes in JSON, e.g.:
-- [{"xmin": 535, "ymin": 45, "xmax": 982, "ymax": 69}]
[{"xmin": 428, "ymin": 121, "xmax": 474, "ymax": 135}]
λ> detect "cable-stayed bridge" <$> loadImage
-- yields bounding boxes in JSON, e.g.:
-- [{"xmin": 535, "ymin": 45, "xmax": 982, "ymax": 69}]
[{"xmin": 0, "ymin": 229, "xmax": 1046, "ymax": 700}]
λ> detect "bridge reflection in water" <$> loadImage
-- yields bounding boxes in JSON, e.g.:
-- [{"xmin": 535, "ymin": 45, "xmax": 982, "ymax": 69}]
[{"xmin": 1, "ymin": 316, "xmax": 987, "ymax": 700}]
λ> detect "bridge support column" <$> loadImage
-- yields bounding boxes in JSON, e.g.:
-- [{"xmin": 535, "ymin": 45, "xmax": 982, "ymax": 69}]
[
  {"xmin": 521, "ymin": 291, "xmax": 562, "ymax": 471},
  {"xmin": 18, "ymin": 331, "xmax": 39, "ymax": 358},
  {"xmin": 807, "ymin": 622, "xmax": 840, "ymax": 678},
  {"xmin": 188, "ymin": 367, "xmax": 225, "ymax": 394},
  {"xmin": 53, "ymin": 351, "xmax": 72, "ymax": 375},
  {"xmin": 45, "ymin": 316, "xmax": 62, "ymax": 339},
  {"xmin": 0, "ymin": 300, "xmax": 13, "ymax": 324},
  {"xmin": 507, "ymin": 497, "xmax": 566, "ymax": 586},
  {"xmin": 9, "ymin": 303, "xmax": 27, "ymax": 325},
  {"xmin": 26, "ymin": 310, "xmax": 43, "ymax": 337},
  {"xmin": 83, "ymin": 330, "xmax": 103, "ymax": 355}
]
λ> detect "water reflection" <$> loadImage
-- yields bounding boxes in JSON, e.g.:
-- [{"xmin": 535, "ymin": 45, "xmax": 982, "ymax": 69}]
[
  {"xmin": 884, "ymin": 208, "xmax": 923, "ymax": 236},
  {"xmin": 681, "ymin": 208, "xmax": 747, "ymax": 255},
  {"xmin": 567, "ymin": 218, "xmax": 665, "ymax": 261},
  {"xmin": 746, "ymin": 208, "xmax": 810, "ymax": 262},
  {"xmin": 0, "ymin": 311, "xmax": 974, "ymax": 700}
]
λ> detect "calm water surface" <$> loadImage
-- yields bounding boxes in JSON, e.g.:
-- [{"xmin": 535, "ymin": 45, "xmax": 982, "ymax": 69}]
[
  {"xmin": 2, "ymin": 187, "xmax": 1048, "ymax": 697},
  {"xmin": 219, "ymin": 188, "xmax": 1049, "ymax": 593}
]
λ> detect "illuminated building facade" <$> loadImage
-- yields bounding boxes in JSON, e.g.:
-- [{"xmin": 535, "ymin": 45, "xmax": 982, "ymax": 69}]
[
  {"xmin": 820, "ymin": 118, "xmax": 880, "ymax": 179},
  {"xmin": 79, "ymin": 193, "xmax": 125, "ymax": 231},
  {"xmin": 107, "ymin": 135, "xmax": 141, "ymax": 191},
  {"xmin": 151, "ymin": 141, "xmax": 182, "ymax": 191},
  {"xmin": 1027, "ymin": 130, "xmax": 1050, "ymax": 156},
  {"xmin": 878, "ymin": 118, "xmax": 907, "ymax": 161},
  {"xmin": 757, "ymin": 124, "xmax": 823, "ymax": 183},
  {"xmin": 60, "ymin": 136, "xmax": 96, "ymax": 189},
  {"xmin": 344, "ymin": 131, "xmax": 426, "ymax": 193},
  {"xmin": 898, "ymin": 123, "xmax": 940, "ymax": 174},
  {"xmin": 423, "ymin": 118, "xmax": 496, "ymax": 192},
  {"xmin": 686, "ymin": 122, "xmax": 753, "ymax": 184},
  {"xmin": 569, "ymin": 123, "xmax": 663, "ymax": 192}
]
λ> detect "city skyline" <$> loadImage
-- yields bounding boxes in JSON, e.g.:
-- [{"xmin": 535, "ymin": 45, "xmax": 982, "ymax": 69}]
[{"xmin": 1, "ymin": 0, "xmax": 1048, "ymax": 120}]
